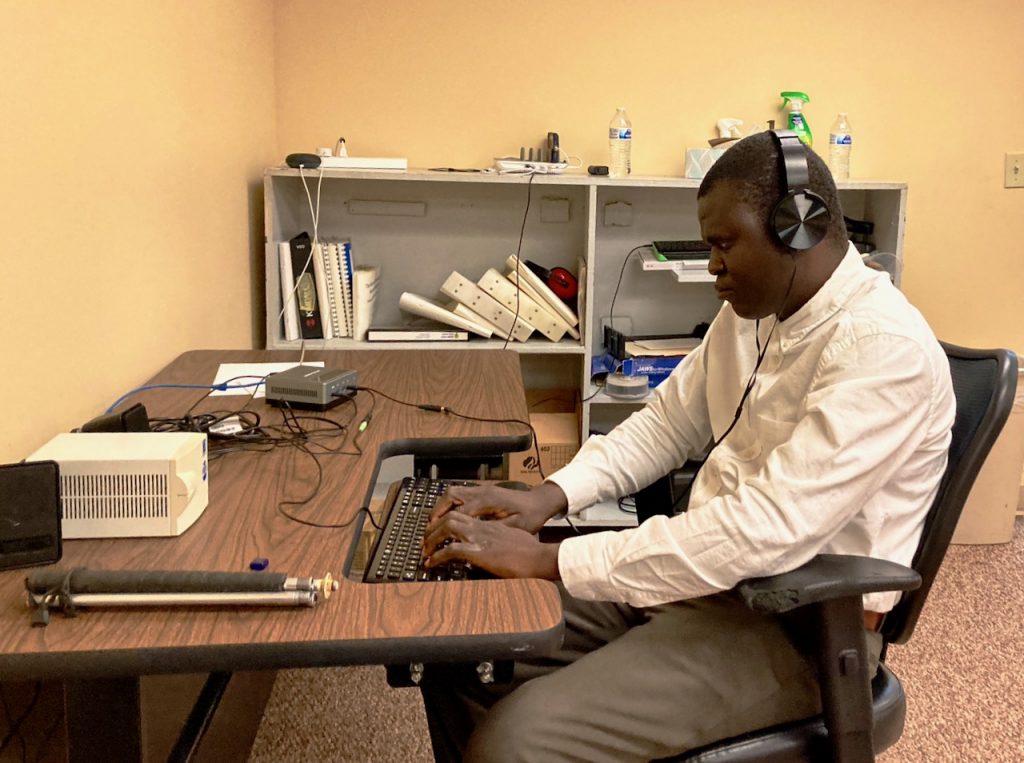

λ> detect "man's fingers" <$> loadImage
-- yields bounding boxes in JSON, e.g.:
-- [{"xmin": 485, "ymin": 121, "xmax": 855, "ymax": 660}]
[
  {"xmin": 428, "ymin": 492, "xmax": 463, "ymax": 523},
  {"xmin": 422, "ymin": 512, "xmax": 471, "ymax": 556},
  {"xmin": 423, "ymin": 539, "xmax": 483, "ymax": 569}
]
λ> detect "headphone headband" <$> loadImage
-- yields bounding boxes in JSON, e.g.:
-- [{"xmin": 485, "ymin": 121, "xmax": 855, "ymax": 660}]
[
  {"xmin": 768, "ymin": 130, "xmax": 830, "ymax": 251},
  {"xmin": 771, "ymin": 130, "xmax": 811, "ymax": 190}
]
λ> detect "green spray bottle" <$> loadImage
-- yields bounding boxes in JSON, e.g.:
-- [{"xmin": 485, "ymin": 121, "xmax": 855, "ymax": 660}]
[{"xmin": 780, "ymin": 91, "xmax": 813, "ymax": 147}]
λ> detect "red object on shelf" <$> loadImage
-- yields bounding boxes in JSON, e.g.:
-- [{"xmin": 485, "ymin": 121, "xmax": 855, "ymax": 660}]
[{"xmin": 525, "ymin": 260, "xmax": 578, "ymax": 301}]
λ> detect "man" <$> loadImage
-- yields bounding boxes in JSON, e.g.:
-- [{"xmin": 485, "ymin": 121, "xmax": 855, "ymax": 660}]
[{"xmin": 419, "ymin": 131, "xmax": 955, "ymax": 762}]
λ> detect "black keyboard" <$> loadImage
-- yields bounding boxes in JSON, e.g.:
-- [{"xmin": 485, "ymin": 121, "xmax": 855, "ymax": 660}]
[
  {"xmin": 364, "ymin": 477, "xmax": 484, "ymax": 583},
  {"xmin": 651, "ymin": 240, "xmax": 712, "ymax": 261}
]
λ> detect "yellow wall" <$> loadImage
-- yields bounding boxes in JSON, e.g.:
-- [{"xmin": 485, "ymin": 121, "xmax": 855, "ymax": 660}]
[
  {"xmin": 274, "ymin": 0, "xmax": 1024, "ymax": 348},
  {"xmin": 0, "ymin": 1, "xmax": 277, "ymax": 462},
  {"xmin": 3, "ymin": 1, "xmax": 1022, "ymax": 462}
]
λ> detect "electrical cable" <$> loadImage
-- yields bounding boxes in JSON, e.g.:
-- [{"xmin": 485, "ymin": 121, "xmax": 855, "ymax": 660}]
[
  {"xmin": 352, "ymin": 384, "xmax": 580, "ymax": 534},
  {"xmin": 270, "ymin": 397, "xmax": 381, "ymax": 531},
  {"xmin": 608, "ymin": 245, "xmax": 649, "ymax": 332},
  {"xmin": 503, "ymin": 170, "xmax": 537, "ymax": 350},
  {"xmin": 688, "ymin": 259, "xmax": 798, "ymax": 485},
  {"xmin": 291, "ymin": 165, "xmax": 325, "ymax": 366},
  {"xmin": 105, "ymin": 380, "xmax": 264, "ymax": 415},
  {"xmin": 0, "ymin": 682, "xmax": 40, "ymax": 757}
]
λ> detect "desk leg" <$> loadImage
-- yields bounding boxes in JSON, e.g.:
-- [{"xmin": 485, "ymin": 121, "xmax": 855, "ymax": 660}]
[{"xmin": 64, "ymin": 677, "xmax": 142, "ymax": 763}]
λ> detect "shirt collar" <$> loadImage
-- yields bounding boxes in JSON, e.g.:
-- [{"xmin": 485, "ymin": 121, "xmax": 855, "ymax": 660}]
[{"xmin": 776, "ymin": 242, "xmax": 870, "ymax": 350}]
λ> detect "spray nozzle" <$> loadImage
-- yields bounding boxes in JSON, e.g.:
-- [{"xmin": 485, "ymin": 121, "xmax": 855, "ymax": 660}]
[
  {"xmin": 780, "ymin": 91, "xmax": 810, "ymax": 110},
  {"xmin": 716, "ymin": 118, "xmax": 744, "ymax": 140}
]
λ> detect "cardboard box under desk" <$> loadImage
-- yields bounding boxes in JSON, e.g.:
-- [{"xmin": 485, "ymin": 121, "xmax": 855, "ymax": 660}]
[{"xmin": 506, "ymin": 389, "xmax": 581, "ymax": 485}]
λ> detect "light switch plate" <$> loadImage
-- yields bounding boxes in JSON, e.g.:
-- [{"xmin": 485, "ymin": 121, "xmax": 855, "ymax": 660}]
[{"xmin": 1005, "ymin": 153, "xmax": 1024, "ymax": 188}]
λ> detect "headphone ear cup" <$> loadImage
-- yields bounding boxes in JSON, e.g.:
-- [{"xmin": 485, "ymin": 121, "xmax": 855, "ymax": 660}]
[{"xmin": 773, "ymin": 190, "xmax": 830, "ymax": 251}]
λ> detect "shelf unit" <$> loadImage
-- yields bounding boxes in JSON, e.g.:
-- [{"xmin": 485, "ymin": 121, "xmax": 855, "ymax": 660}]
[{"xmin": 264, "ymin": 167, "xmax": 907, "ymax": 455}]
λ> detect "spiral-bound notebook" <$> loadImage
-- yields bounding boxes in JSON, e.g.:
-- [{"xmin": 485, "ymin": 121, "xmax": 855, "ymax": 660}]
[{"xmin": 320, "ymin": 241, "xmax": 353, "ymax": 338}]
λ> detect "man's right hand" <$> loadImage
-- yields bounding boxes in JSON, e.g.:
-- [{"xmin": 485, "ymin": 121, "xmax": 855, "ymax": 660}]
[{"xmin": 427, "ymin": 481, "xmax": 569, "ymax": 536}]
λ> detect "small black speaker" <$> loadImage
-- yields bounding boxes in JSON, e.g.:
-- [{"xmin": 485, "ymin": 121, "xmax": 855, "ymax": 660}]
[
  {"xmin": 0, "ymin": 461, "xmax": 62, "ymax": 571},
  {"xmin": 285, "ymin": 153, "xmax": 322, "ymax": 169}
]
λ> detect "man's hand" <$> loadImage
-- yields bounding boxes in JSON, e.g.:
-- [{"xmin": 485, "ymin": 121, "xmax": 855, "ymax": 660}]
[
  {"xmin": 427, "ymin": 482, "xmax": 569, "ymax": 535},
  {"xmin": 421, "ymin": 512, "xmax": 561, "ymax": 580}
]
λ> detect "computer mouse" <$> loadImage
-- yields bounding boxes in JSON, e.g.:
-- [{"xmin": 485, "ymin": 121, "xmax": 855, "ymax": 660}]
[{"xmin": 495, "ymin": 481, "xmax": 532, "ymax": 491}]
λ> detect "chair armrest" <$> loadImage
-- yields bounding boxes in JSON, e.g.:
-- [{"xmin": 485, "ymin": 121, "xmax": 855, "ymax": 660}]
[{"xmin": 738, "ymin": 554, "xmax": 922, "ymax": 615}]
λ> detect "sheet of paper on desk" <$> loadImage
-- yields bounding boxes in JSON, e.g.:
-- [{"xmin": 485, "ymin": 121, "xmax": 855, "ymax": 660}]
[
  {"xmin": 209, "ymin": 361, "xmax": 325, "ymax": 397},
  {"xmin": 625, "ymin": 337, "xmax": 702, "ymax": 357}
]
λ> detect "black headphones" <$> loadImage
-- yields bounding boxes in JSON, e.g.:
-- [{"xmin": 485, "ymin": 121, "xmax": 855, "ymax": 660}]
[{"xmin": 769, "ymin": 130, "xmax": 831, "ymax": 251}]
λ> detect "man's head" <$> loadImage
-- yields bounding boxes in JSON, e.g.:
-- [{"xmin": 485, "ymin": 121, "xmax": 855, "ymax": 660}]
[{"xmin": 697, "ymin": 132, "xmax": 848, "ymax": 320}]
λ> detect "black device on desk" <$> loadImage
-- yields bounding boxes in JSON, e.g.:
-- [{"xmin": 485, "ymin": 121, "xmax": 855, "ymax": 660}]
[
  {"xmin": 364, "ymin": 477, "xmax": 493, "ymax": 583},
  {"xmin": 651, "ymin": 240, "xmax": 712, "ymax": 262}
]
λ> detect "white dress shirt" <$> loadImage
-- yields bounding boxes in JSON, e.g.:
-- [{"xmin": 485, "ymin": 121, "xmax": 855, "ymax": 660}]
[{"xmin": 551, "ymin": 244, "xmax": 955, "ymax": 612}]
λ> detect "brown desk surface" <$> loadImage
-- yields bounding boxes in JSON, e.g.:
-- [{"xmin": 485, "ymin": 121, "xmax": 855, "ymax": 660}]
[{"xmin": 0, "ymin": 350, "xmax": 563, "ymax": 680}]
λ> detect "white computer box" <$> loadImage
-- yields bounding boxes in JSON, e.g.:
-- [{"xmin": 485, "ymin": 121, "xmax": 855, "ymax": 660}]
[{"xmin": 26, "ymin": 432, "xmax": 209, "ymax": 539}]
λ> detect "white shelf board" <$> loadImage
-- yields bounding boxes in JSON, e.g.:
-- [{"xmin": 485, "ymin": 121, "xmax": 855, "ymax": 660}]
[
  {"xmin": 271, "ymin": 337, "xmax": 586, "ymax": 354},
  {"xmin": 588, "ymin": 389, "xmax": 655, "ymax": 405},
  {"xmin": 266, "ymin": 166, "xmax": 905, "ymax": 192}
]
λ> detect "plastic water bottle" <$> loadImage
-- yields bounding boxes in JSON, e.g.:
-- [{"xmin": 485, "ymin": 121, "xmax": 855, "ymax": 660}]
[
  {"xmin": 608, "ymin": 108, "xmax": 632, "ymax": 178},
  {"xmin": 828, "ymin": 112, "xmax": 852, "ymax": 181}
]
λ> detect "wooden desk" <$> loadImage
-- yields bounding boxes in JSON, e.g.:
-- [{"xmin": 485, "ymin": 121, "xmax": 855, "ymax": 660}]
[{"xmin": 0, "ymin": 350, "xmax": 563, "ymax": 758}]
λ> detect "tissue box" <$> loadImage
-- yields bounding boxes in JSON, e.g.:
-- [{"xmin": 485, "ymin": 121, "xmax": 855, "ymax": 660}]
[{"xmin": 685, "ymin": 148, "xmax": 727, "ymax": 179}]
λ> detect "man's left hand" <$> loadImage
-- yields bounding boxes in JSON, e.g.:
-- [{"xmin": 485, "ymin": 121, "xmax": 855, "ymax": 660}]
[{"xmin": 422, "ymin": 512, "xmax": 561, "ymax": 580}]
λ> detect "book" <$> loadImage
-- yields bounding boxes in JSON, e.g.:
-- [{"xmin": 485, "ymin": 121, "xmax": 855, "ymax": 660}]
[
  {"xmin": 506, "ymin": 269, "xmax": 581, "ymax": 340},
  {"xmin": 367, "ymin": 322, "xmax": 469, "ymax": 342},
  {"xmin": 476, "ymin": 269, "xmax": 567, "ymax": 342},
  {"xmin": 321, "ymin": 241, "xmax": 351, "ymax": 337},
  {"xmin": 398, "ymin": 292, "xmax": 494, "ymax": 338},
  {"xmin": 506, "ymin": 255, "xmax": 579, "ymax": 329},
  {"xmin": 451, "ymin": 302, "xmax": 505, "ymax": 338},
  {"xmin": 287, "ymin": 232, "xmax": 324, "ymax": 339},
  {"xmin": 339, "ymin": 241, "xmax": 355, "ymax": 338},
  {"xmin": 352, "ymin": 264, "xmax": 381, "ymax": 341},
  {"xmin": 277, "ymin": 242, "xmax": 300, "ymax": 341},
  {"xmin": 439, "ymin": 271, "xmax": 533, "ymax": 342},
  {"xmin": 311, "ymin": 243, "xmax": 334, "ymax": 340}
]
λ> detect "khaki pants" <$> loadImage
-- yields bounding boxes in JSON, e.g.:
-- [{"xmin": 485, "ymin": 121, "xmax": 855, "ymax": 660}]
[{"xmin": 420, "ymin": 584, "xmax": 882, "ymax": 763}]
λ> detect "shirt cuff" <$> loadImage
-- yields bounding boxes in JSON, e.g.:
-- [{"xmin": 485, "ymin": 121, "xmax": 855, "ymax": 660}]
[
  {"xmin": 557, "ymin": 531, "xmax": 631, "ymax": 603},
  {"xmin": 546, "ymin": 463, "xmax": 600, "ymax": 514}
]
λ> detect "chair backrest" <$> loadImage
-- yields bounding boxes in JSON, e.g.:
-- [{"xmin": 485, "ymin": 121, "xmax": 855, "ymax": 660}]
[{"xmin": 883, "ymin": 342, "xmax": 1018, "ymax": 645}]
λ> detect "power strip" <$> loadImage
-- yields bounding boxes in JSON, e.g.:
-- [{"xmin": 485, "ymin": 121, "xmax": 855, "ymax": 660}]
[{"xmin": 493, "ymin": 158, "xmax": 568, "ymax": 174}]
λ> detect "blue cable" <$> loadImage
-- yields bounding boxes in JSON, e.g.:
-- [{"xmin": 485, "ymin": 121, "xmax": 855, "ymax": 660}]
[{"xmin": 106, "ymin": 381, "xmax": 264, "ymax": 414}]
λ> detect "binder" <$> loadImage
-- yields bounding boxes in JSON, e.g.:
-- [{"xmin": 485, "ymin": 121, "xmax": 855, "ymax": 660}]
[
  {"xmin": 321, "ymin": 242, "xmax": 351, "ymax": 337},
  {"xmin": 277, "ymin": 242, "xmax": 300, "ymax": 341},
  {"xmin": 451, "ymin": 303, "xmax": 508, "ymax": 340},
  {"xmin": 287, "ymin": 232, "xmax": 324, "ymax": 339},
  {"xmin": 506, "ymin": 255, "xmax": 579, "ymax": 328},
  {"xmin": 339, "ymin": 242, "xmax": 355, "ymax": 338},
  {"xmin": 398, "ymin": 292, "xmax": 494, "ymax": 338},
  {"xmin": 367, "ymin": 322, "xmax": 469, "ymax": 342},
  {"xmin": 507, "ymin": 270, "xmax": 580, "ymax": 340},
  {"xmin": 311, "ymin": 243, "xmax": 334, "ymax": 340},
  {"xmin": 476, "ymin": 269, "xmax": 567, "ymax": 342},
  {"xmin": 440, "ymin": 271, "xmax": 533, "ymax": 342}
]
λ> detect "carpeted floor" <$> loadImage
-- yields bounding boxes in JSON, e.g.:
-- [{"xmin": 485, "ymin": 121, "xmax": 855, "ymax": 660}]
[{"xmin": 249, "ymin": 518, "xmax": 1024, "ymax": 762}]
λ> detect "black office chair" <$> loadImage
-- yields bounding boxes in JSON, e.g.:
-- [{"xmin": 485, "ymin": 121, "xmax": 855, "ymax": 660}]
[{"xmin": 634, "ymin": 342, "xmax": 1018, "ymax": 763}]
